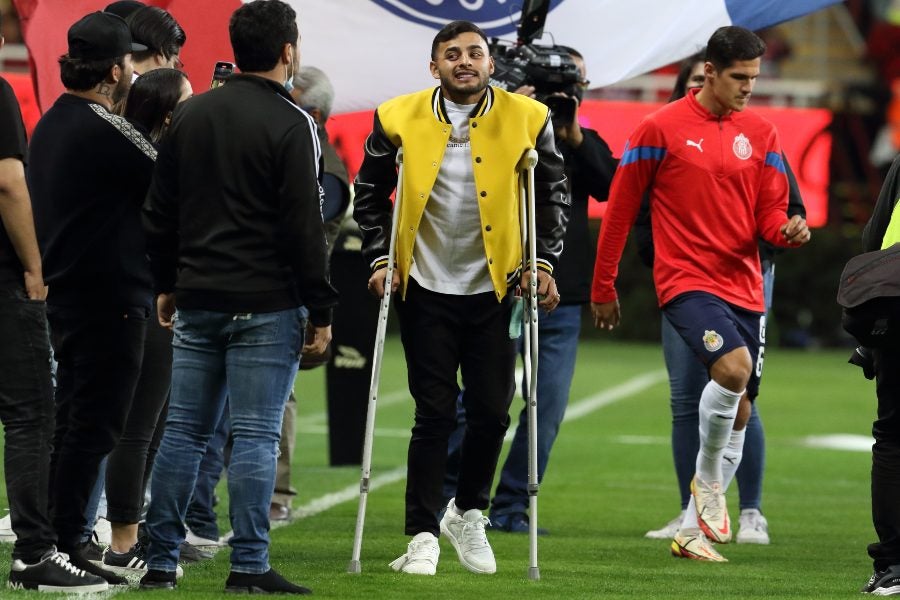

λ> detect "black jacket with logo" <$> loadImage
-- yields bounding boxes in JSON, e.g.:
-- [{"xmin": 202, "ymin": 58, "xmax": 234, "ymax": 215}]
[
  {"xmin": 28, "ymin": 94, "xmax": 156, "ymax": 308},
  {"xmin": 143, "ymin": 75, "xmax": 337, "ymax": 326}
]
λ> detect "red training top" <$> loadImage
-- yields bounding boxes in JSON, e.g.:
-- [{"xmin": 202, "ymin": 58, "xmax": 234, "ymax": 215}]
[{"xmin": 591, "ymin": 88, "xmax": 790, "ymax": 313}]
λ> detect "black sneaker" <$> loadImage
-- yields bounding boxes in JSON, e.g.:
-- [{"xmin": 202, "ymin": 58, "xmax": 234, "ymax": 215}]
[
  {"xmin": 8, "ymin": 549, "xmax": 108, "ymax": 593},
  {"xmin": 488, "ymin": 513, "xmax": 549, "ymax": 536},
  {"xmin": 78, "ymin": 536, "xmax": 105, "ymax": 563},
  {"xmin": 179, "ymin": 540, "xmax": 213, "ymax": 563},
  {"xmin": 140, "ymin": 568, "xmax": 177, "ymax": 590},
  {"xmin": 102, "ymin": 540, "xmax": 183, "ymax": 577},
  {"xmin": 225, "ymin": 568, "xmax": 312, "ymax": 595},
  {"xmin": 62, "ymin": 545, "xmax": 128, "ymax": 585},
  {"xmin": 862, "ymin": 564, "xmax": 900, "ymax": 594}
]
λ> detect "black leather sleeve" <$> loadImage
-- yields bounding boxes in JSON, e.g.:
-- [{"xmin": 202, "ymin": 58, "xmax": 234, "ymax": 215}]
[
  {"xmin": 570, "ymin": 128, "xmax": 617, "ymax": 201},
  {"xmin": 533, "ymin": 115, "xmax": 570, "ymax": 272},
  {"xmin": 352, "ymin": 109, "xmax": 400, "ymax": 272}
]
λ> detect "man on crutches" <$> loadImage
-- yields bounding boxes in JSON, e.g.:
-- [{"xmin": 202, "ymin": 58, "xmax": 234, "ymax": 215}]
[{"xmin": 353, "ymin": 20, "xmax": 568, "ymax": 577}]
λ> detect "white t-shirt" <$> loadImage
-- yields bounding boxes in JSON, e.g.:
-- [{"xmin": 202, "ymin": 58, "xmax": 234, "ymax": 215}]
[{"xmin": 409, "ymin": 98, "xmax": 493, "ymax": 295}]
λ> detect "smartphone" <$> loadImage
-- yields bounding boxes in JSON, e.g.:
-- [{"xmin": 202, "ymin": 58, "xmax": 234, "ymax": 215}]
[{"xmin": 210, "ymin": 61, "xmax": 235, "ymax": 89}]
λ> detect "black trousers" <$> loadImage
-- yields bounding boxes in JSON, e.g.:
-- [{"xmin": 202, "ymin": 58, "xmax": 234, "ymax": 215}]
[
  {"xmin": 395, "ymin": 279, "xmax": 516, "ymax": 536},
  {"xmin": 0, "ymin": 285, "xmax": 56, "ymax": 562},
  {"xmin": 870, "ymin": 347, "xmax": 900, "ymax": 571},
  {"xmin": 105, "ymin": 315, "xmax": 173, "ymax": 524},
  {"xmin": 47, "ymin": 304, "xmax": 147, "ymax": 550}
]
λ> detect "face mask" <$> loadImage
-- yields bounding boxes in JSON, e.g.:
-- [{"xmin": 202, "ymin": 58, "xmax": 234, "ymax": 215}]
[{"xmin": 284, "ymin": 49, "xmax": 295, "ymax": 92}]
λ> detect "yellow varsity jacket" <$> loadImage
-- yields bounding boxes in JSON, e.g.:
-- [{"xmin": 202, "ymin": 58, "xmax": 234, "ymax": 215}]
[{"xmin": 353, "ymin": 86, "xmax": 568, "ymax": 301}]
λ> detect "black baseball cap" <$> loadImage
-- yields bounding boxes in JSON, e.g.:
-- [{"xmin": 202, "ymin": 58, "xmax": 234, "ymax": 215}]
[
  {"xmin": 104, "ymin": 1, "xmax": 145, "ymax": 19},
  {"xmin": 67, "ymin": 11, "xmax": 147, "ymax": 60}
]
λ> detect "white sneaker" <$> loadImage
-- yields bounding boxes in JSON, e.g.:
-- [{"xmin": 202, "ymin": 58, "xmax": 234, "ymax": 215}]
[
  {"xmin": 185, "ymin": 528, "xmax": 226, "ymax": 549},
  {"xmin": 93, "ymin": 517, "xmax": 111, "ymax": 546},
  {"xmin": 439, "ymin": 498, "xmax": 496, "ymax": 574},
  {"xmin": 0, "ymin": 513, "xmax": 17, "ymax": 543},
  {"xmin": 644, "ymin": 510, "xmax": 686, "ymax": 539},
  {"xmin": 388, "ymin": 532, "xmax": 439, "ymax": 575},
  {"xmin": 736, "ymin": 508, "xmax": 770, "ymax": 544}
]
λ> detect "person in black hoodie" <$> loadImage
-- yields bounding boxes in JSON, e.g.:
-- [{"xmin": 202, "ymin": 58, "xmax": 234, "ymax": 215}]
[
  {"xmin": 140, "ymin": 0, "xmax": 336, "ymax": 594},
  {"xmin": 27, "ymin": 11, "xmax": 152, "ymax": 586}
]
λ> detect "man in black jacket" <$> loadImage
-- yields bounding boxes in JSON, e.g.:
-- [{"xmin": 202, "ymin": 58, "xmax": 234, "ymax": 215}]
[
  {"xmin": 140, "ymin": 0, "xmax": 336, "ymax": 594},
  {"xmin": 27, "ymin": 10, "xmax": 151, "ymax": 586}
]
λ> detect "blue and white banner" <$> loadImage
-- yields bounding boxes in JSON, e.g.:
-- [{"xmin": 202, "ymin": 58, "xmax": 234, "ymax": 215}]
[{"xmin": 286, "ymin": 0, "xmax": 842, "ymax": 114}]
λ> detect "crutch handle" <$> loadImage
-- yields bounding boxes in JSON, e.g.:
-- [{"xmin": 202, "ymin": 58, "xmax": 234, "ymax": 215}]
[{"xmin": 517, "ymin": 148, "xmax": 538, "ymax": 172}]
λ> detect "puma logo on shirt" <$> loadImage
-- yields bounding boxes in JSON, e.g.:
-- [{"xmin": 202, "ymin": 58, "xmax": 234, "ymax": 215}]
[{"xmin": 686, "ymin": 138, "xmax": 704, "ymax": 152}]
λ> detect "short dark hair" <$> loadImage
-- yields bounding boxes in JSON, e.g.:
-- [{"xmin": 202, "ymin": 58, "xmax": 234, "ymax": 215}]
[
  {"xmin": 705, "ymin": 26, "xmax": 766, "ymax": 72},
  {"xmin": 229, "ymin": 0, "xmax": 298, "ymax": 73},
  {"xmin": 124, "ymin": 68, "xmax": 188, "ymax": 143},
  {"xmin": 59, "ymin": 54, "xmax": 125, "ymax": 91},
  {"xmin": 126, "ymin": 6, "xmax": 186, "ymax": 62},
  {"xmin": 431, "ymin": 20, "xmax": 489, "ymax": 60}
]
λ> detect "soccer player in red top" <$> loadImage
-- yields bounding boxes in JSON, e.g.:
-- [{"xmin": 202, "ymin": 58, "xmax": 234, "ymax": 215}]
[{"xmin": 590, "ymin": 26, "xmax": 810, "ymax": 562}]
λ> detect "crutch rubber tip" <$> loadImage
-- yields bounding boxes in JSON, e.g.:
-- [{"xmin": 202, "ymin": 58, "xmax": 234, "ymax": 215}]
[
  {"xmin": 347, "ymin": 560, "xmax": 361, "ymax": 574},
  {"xmin": 528, "ymin": 567, "xmax": 541, "ymax": 580}
]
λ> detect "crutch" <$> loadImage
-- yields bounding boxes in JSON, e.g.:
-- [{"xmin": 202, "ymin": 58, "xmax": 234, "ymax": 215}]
[
  {"xmin": 348, "ymin": 148, "xmax": 403, "ymax": 574},
  {"xmin": 517, "ymin": 148, "xmax": 541, "ymax": 581}
]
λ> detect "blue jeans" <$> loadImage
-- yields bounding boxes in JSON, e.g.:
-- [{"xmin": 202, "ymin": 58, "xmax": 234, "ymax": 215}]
[
  {"xmin": 185, "ymin": 405, "xmax": 231, "ymax": 541},
  {"xmin": 491, "ymin": 304, "xmax": 581, "ymax": 517},
  {"xmin": 664, "ymin": 261, "xmax": 773, "ymax": 511},
  {"xmin": 145, "ymin": 307, "xmax": 305, "ymax": 574},
  {"xmin": 81, "ymin": 456, "xmax": 107, "ymax": 543}
]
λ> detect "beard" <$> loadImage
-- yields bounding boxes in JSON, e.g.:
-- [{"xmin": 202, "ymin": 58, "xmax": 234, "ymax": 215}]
[
  {"xmin": 440, "ymin": 71, "xmax": 489, "ymax": 101},
  {"xmin": 111, "ymin": 75, "xmax": 131, "ymax": 105}
]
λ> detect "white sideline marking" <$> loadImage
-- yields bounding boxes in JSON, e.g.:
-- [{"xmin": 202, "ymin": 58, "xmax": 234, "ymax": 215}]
[
  {"xmin": 114, "ymin": 369, "xmax": 670, "ymax": 590},
  {"xmin": 295, "ymin": 425, "xmax": 411, "ymax": 438},
  {"xmin": 297, "ymin": 369, "xmax": 668, "ymax": 439},
  {"xmin": 615, "ymin": 434, "xmax": 668, "ymax": 445},
  {"xmin": 802, "ymin": 434, "xmax": 873, "ymax": 452},
  {"xmin": 561, "ymin": 370, "xmax": 667, "ymax": 423},
  {"xmin": 297, "ymin": 389, "xmax": 410, "ymax": 425},
  {"xmin": 298, "ymin": 367, "xmax": 529, "ymax": 427},
  {"xmin": 290, "ymin": 370, "xmax": 668, "ymax": 519},
  {"xmin": 290, "ymin": 467, "xmax": 407, "ymax": 521}
]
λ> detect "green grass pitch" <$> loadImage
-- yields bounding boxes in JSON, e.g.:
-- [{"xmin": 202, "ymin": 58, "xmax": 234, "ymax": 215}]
[{"xmin": 0, "ymin": 338, "xmax": 878, "ymax": 598}]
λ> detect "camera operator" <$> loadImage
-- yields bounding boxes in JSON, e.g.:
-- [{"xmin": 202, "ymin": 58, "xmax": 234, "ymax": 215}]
[
  {"xmin": 446, "ymin": 46, "xmax": 618, "ymax": 534},
  {"xmin": 491, "ymin": 46, "xmax": 617, "ymax": 533}
]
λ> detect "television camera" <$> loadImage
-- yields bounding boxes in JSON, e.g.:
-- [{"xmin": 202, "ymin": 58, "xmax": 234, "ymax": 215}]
[{"xmin": 488, "ymin": 0, "xmax": 583, "ymax": 126}]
